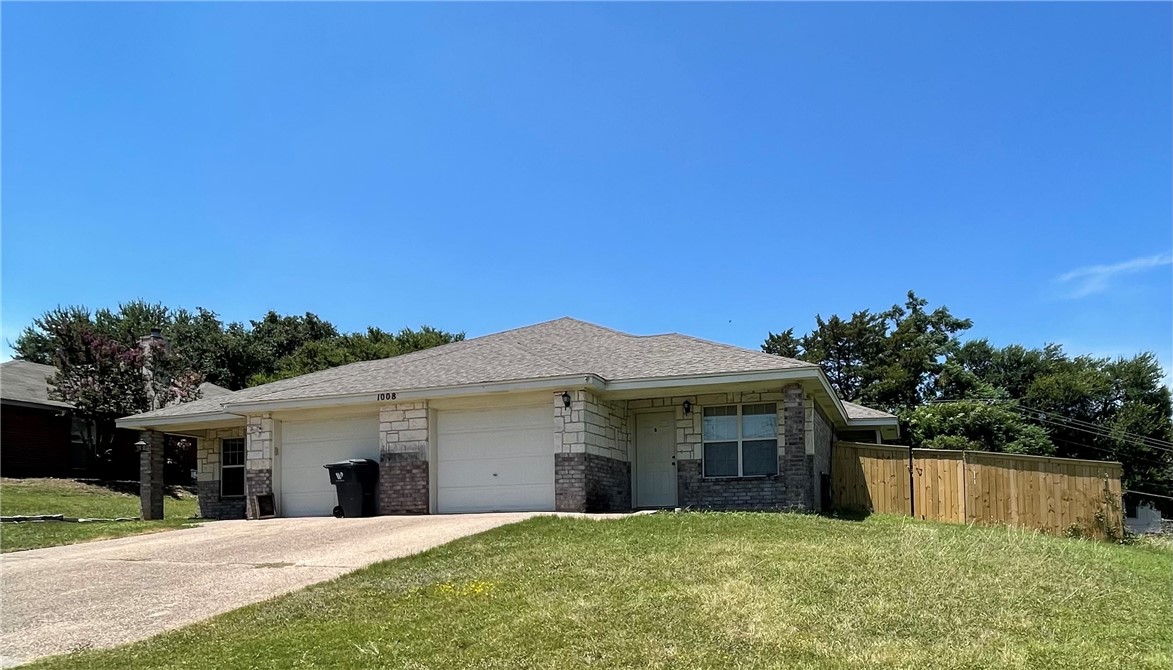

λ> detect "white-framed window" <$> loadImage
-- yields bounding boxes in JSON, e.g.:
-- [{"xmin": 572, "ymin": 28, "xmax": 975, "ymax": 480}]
[
  {"xmin": 221, "ymin": 438, "xmax": 246, "ymax": 498},
  {"xmin": 702, "ymin": 403, "xmax": 778, "ymax": 477}
]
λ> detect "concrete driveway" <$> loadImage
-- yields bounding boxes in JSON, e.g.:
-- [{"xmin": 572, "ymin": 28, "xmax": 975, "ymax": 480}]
[{"xmin": 0, "ymin": 514, "xmax": 540, "ymax": 666}]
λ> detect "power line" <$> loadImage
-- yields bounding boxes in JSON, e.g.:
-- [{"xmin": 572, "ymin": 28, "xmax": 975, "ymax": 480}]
[
  {"xmin": 928, "ymin": 398, "xmax": 1173, "ymax": 454},
  {"xmin": 1047, "ymin": 435, "xmax": 1172, "ymax": 470},
  {"xmin": 1000, "ymin": 406, "xmax": 1173, "ymax": 454},
  {"xmin": 1125, "ymin": 489, "xmax": 1173, "ymax": 502},
  {"xmin": 1006, "ymin": 404, "xmax": 1173, "ymax": 450}
]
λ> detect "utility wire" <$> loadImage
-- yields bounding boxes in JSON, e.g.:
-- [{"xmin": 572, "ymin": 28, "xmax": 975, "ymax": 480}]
[
  {"xmin": 999, "ymin": 406, "xmax": 1173, "ymax": 454},
  {"xmin": 1124, "ymin": 489, "xmax": 1173, "ymax": 501},
  {"xmin": 1005, "ymin": 404, "xmax": 1173, "ymax": 450},
  {"xmin": 928, "ymin": 398, "xmax": 1173, "ymax": 454}
]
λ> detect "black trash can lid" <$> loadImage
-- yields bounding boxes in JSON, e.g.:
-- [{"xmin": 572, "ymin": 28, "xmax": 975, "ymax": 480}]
[{"xmin": 323, "ymin": 458, "xmax": 379, "ymax": 468}]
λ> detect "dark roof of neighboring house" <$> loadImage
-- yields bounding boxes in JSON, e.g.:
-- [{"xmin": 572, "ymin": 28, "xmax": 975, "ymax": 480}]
[
  {"xmin": 0, "ymin": 359, "xmax": 234, "ymax": 412},
  {"xmin": 0, "ymin": 360, "xmax": 72, "ymax": 409}
]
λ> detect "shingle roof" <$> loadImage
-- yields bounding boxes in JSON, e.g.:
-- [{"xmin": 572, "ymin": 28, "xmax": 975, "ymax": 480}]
[
  {"xmin": 125, "ymin": 318, "xmax": 819, "ymax": 422},
  {"xmin": 0, "ymin": 360, "xmax": 72, "ymax": 409},
  {"xmin": 841, "ymin": 400, "xmax": 896, "ymax": 420},
  {"xmin": 198, "ymin": 382, "xmax": 232, "ymax": 398}
]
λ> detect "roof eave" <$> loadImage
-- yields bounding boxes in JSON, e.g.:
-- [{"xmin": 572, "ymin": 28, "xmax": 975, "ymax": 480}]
[
  {"xmin": 222, "ymin": 374, "xmax": 609, "ymax": 414},
  {"xmin": 116, "ymin": 411, "xmax": 242, "ymax": 430},
  {"xmin": 1, "ymin": 398, "xmax": 74, "ymax": 411}
]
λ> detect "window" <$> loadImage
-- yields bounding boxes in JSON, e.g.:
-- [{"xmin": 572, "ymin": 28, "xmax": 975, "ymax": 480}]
[
  {"xmin": 703, "ymin": 404, "xmax": 778, "ymax": 477},
  {"xmin": 221, "ymin": 438, "xmax": 245, "ymax": 498}
]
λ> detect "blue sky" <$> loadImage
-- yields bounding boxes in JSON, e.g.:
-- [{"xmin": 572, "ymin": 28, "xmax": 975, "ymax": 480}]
[{"xmin": 3, "ymin": 3, "xmax": 1170, "ymax": 383}]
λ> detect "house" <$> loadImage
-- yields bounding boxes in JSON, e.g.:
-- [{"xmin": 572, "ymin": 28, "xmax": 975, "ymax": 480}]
[
  {"xmin": 1, "ymin": 360, "xmax": 81, "ymax": 476},
  {"xmin": 1, "ymin": 359, "xmax": 228, "ymax": 480},
  {"xmin": 117, "ymin": 318, "xmax": 899, "ymax": 519}
]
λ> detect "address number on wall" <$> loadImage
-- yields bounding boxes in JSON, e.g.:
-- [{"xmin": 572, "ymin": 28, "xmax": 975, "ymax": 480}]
[{"xmin": 377, "ymin": 392, "xmax": 397, "ymax": 402}]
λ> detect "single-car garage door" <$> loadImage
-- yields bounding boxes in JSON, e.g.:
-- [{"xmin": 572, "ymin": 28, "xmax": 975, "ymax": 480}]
[
  {"xmin": 437, "ymin": 405, "xmax": 554, "ymax": 513},
  {"xmin": 280, "ymin": 416, "xmax": 379, "ymax": 517}
]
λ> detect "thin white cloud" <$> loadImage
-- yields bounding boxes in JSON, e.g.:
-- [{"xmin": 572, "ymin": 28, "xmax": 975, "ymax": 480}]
[{"xmin": 1056, "ymin": 251, "xmax": 1173, "ymax": 299}]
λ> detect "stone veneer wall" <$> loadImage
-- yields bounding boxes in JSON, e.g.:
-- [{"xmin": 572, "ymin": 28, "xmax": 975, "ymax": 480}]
[
  {"xmin": 667, "ymin": 384, "xmax": 812, "ymax": 511},
  {"xmin": 245, "ymin": 415, "xmax": 275, "ymax": 519},
  {"xmin": 553, "ymin": 391, "xmax": 631, "ymax": 512},
  {"xmin": 379, "ymin": 401, "xmax": 429, "ymax": 514},
  {"xmin": 195, "ymin": 426, "xmax": 247, "ymax": 519}
]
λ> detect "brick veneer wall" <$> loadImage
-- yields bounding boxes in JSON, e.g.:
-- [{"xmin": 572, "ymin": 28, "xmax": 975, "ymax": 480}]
[
  {"xmin": 670, "ymin": 383, "xmax": 814, "ymax": 511},
  {"xmin": 554, "ymin": 391, "xmax": 632, "ymax": 512},
  {"xmin": 138, "ymin": 430, "xmax": 165, "ymax": 520},
  {"xmin": 555, "ymin": 452, "xmax": 631, "ymax": 512},
  {"xmin": 677, "ymin": 460, "xmax": 789, "ymax": 509},
  {"xmin": 196, "ymin": 480, "xmax": 246, "ymax": 519},
  {"xmin": 379, "ymin": 401, "xmax": 429, "ymax": 514},
  {"xmin": 780, "ymin": 384, "xmax": 810, "ymax": 509},
  {"xmin": 380, "ymin": 452, "xmax": 428, "ymax": 514},
  {"xmin": 195, "ymin": 426, "xmax": 247, "ymax": 519}
]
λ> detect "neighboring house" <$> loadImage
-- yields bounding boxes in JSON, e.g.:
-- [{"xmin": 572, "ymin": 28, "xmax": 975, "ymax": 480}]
[
  {"xmin": 118, "ymin": 318, "xmax": 899, "ymax": 519},
  {"xmin": 0, "ymin": 359, "xmax": 229, "ymax": 480},
  {"xmin": 1, "ymin": 360, "xmax": 81, "ymax": 476},
  {"xmin": 1124, "ymin": 496, "xmax": 1163, "ymax": 535}
]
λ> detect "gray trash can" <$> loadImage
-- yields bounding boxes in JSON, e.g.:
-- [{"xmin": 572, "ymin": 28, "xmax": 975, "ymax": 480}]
[{"xmin": 323, "ymin": 459, "xmax": 379, "ymax": 518}]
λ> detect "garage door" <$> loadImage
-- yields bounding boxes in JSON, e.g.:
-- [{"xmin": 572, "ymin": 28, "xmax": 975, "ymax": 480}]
[
  {"xmin": 437, "ymin": 405, "xmax": 554, "ymax": 513},
  {"xmin": 280, "ymin": 416, "xmax": 379, "ymax": 517}
]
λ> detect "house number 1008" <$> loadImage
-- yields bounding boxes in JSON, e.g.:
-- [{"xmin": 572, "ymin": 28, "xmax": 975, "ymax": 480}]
[{"xmin": 377, "ymin": 392, "xmax": 397, "ymax": 401}]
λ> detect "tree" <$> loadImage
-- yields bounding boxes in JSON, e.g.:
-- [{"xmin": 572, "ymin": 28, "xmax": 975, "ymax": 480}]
[
  {"xmin": 761, "ymin": 291, "xmax": 969, "ymax": 409},
  {"xmin": 861, "ymin": 292, "xmax": 972, "ymax": 410},
  {"xmin": 904, "ymin": 401, "xmax": 1055, "ymax": 455},
  {"xmin": 760, "ymin": 292, "xmax": 1173, "ymax": 502},
  {"xmin": 32, "ymin": 310, "xmax": 202, "ymax": 473},
  {"xmin": 249, "ymin": 326, "xmax": 465, "ymax": 386}
]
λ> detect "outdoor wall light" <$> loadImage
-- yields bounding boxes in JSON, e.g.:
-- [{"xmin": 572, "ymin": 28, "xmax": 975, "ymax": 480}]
[
  {"xmin": 135, "ymin": 440, "xmax": 148, "ymax": 454},
  {"xmin": 682, "ymin": 400, "xmax": 692, "ymax": 415},
  {"xmin": 561, "ymin": 392, "xmax": 572, "ymax": 408}
]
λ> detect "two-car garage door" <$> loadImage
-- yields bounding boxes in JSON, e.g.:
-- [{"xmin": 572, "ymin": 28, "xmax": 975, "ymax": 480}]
[
  {"xmin": 275, "ymin": 405, "xmax": 554, "ymax": 516},
  {"xmin": 436, "ymin": 405, "xmax": 554, "ymax": 513}
]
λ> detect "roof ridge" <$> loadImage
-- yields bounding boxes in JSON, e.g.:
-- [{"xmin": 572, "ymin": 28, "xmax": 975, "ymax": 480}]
[{"xmin": 655, "ymin": 332, "xmax": 815, "ymax": 368}]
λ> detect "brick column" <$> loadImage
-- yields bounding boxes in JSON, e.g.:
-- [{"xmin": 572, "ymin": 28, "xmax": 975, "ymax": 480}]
[
  {"xmin": 782, "ymin": 383, "xmax": 811, "ymax": 509},
  {"xmin": 245, "ymin": 415, "xmax": 275, "ymax": 519},
  {"xmin": 379, "ymin": 402, "xmax": 429, "ymax": 514},
  {"xmin": 138, "ymin": 429, "xmax": 165, "ymax": 520}
]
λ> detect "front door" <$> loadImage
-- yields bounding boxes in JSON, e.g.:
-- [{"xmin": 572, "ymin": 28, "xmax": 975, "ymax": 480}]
[{"xmin": 635, "ymin": 411, "xmax": 677, "ymax": 508}]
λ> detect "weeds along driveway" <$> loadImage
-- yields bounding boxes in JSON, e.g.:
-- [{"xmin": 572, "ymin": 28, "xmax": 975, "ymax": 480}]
[{"xmin": 0, "ymin": 513, "xmax": 542, "ymax": 667}]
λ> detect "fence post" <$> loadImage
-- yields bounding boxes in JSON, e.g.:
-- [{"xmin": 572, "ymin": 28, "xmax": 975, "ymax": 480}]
[
  {"xmin": 961, "ymin": 450, "xmax": 969, "ymax": 524},
  {"xmin": 908, "ymin": 446, "xmax": 915, "ymax": 518}
]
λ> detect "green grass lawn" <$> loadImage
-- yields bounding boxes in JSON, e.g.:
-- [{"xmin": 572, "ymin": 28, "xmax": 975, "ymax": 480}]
[
  {"xmin": 0, "ymin": 478, "xmax": 201, "ymax": 552},
  {"xmin": 26, "ymin": 512, "xmax": 1172, "ymax": 670}
]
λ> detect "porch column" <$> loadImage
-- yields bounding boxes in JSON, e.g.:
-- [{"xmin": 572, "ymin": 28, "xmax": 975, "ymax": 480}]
[{"xmin": 138, "ymin": 430, "xmax": 165, "ymax": 520}]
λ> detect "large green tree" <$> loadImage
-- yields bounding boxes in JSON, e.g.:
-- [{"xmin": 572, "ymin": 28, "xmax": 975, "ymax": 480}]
[
  {"xmin": 22, "ymin": 307, "xmax": 202, "ymax": 473},
  {"xmin": 763, "ymin": 292, "xmax": 1173, "ymax": 500},
  {"xmin": 249, "ymin": 326, "xmax": 465, "ymax": 385},
  {"xmin": 762, "ymin": 291, "xmax": 970, "ymax": 410}
]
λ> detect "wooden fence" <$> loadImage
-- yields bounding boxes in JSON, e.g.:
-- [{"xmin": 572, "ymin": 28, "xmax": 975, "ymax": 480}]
[{"xmin": 831, "ymin": 442, "xmax": 1124, "ymax": 539}]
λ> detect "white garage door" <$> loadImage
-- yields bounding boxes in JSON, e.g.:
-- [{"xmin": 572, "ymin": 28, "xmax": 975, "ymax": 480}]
[
  {"xmin": 437, "ymin": 405, "xmax": 554, "ymax": 513},
  {"xmin": 280, "ymin": 416, "xmax": 379, "ymax": 517}
]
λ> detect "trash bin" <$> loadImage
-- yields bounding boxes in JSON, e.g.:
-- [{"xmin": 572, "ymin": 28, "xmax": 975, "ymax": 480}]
[{"xmin": 323, "ymin": 458, "xmax": 379, "ymax": 518}]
